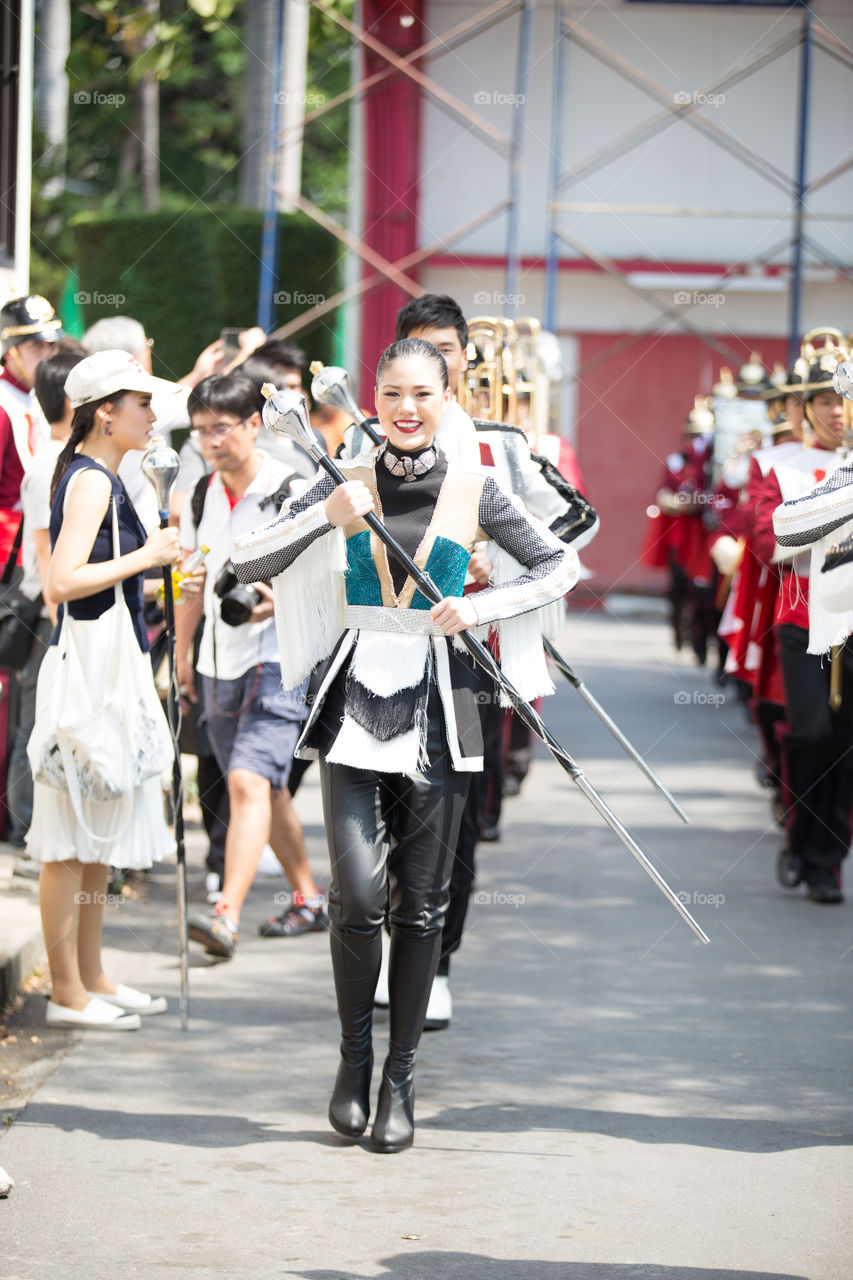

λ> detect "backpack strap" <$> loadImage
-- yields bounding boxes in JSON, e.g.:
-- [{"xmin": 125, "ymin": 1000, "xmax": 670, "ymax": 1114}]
[
  {"xmin": 258, "ymin": 473, "xmax": 299, "ymax": 514},
  {"xmin": 190, "ymin": 473, "xmax": 211, "ymax": 532},
  {"xmin": 191, "ymin": 470, "xmax": 297, "ymax": 534},
  {"xmin": 2, "ymin": 517, "xmax": 24, "ymax": 585}
]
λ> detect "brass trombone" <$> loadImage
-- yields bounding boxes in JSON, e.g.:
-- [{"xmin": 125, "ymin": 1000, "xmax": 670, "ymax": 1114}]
[{"xmin": 461, "ymin": 316, "xmax": 517, "ymax": 423}]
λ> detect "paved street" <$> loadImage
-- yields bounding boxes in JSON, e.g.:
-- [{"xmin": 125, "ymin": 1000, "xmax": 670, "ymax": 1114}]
[{"xmin": 1, "ymin": 609, "xmax": 851, "ymax": 1280}]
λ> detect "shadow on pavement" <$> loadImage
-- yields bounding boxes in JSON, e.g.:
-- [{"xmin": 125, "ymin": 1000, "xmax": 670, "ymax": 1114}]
[
  {"xmin": 15, "ymin": 1102, "xmax": 332, "ymax": 1147},
  {"xmin": 18, "ymin": 1097, "xmax": 850, "ymax": 1157},
  {"xmin": 422, "ymin": 1102, "xmax": 852, "ymax": 1154},
  {"xmin": 290, "ymin": 1256, "xmax": 807, "ymax": 1280}
]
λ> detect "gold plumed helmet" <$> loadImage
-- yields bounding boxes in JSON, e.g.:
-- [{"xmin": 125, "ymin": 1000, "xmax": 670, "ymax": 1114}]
[
  {"xmin": 761, "ymin": 363, "xmax": 788, "ymax": 400},
  {"xmin": 796, "ymin": 328, "xmax": 848, "ymax": 399},
  {"xmin": 712, "ymin": 367, "xmax": 737, "ymax": 401},
  {"xmin": 736, "ymin": 351, "xmax": 767, "ymax": 396},
  {"xmin": 683, "ymin": 394, "xmax": 715, "ymax": 435}
]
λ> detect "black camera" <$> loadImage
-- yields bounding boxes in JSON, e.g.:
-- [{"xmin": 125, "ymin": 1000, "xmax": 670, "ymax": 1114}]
[{"xmin": 213, "ymin": 561, "xmax": 267, "ymax": 627}]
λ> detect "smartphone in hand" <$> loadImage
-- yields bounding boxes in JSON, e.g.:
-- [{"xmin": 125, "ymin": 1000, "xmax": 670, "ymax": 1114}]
[{"xmin": 220, "ymin": 328, "xmax": 242, "ymax": 362}]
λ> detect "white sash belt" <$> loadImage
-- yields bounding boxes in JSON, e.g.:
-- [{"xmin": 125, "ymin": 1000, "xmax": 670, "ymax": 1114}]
[{"xmin": 344, "ymin": 604, "xmax": 445, "ymax": 636}]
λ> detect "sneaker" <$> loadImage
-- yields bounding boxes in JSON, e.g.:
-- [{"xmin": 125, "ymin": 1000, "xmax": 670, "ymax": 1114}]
[
  {"xmin": 258, "ymin": 895, "xmax": 329, "ymax": 938},
  {"xmin": 424, "ymin": 975, "xmax": 452, "ymax": 1031},
  {"xmin": 12, "ymin": 856, "xmax": 40, "ymax": 882},
  {"xmin": 806, "ymin": 870, "xmax": 843, "ymax": 905},
  {"xmin": 776, "ymin": 844, "xmax": 804, "ymax": 890},
  {"xmin": 188, "ymin": 903, "xmax": 239, "ymax": 958},
  {"xmin": 205, "ymin": 871, "xmax": 223, "ymax": 905}
]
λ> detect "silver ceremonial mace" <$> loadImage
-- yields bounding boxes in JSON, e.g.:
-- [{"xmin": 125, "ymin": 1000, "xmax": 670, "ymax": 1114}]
[
  {"xmin": 310, "ymin": 361, "xmax": 689, "ymax": 820},
  {"xmin": 543, "ymin": 639, "xmax": 690, "ymax": 824},
  {"xmin": 141, "ymin": 436, "xmax": 190, "ymax": 1030},
  {"xmin": 260, "ymin": 385, "xmax": 709, "ymax": 945},
  {"xmin": 309, "ymin": 361, "xmax": 383, "ymax": 448}
]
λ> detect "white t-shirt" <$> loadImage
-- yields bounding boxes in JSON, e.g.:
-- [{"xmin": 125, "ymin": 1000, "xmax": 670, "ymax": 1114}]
[
  {"xmin": 19, "ymin": 437, "xmax": 64, "ymax": 608},
  {"xmin": 179, "ymin": 451, "xmax": 289, "ymax": 680}
]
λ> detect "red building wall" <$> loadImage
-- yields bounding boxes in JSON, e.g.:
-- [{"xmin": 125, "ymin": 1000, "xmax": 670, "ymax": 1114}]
[
  {"xmin": 359, "ymin": 0, "xmax": 425, "ymax": 402},
  {"xmin": 574, "ymin": 332, "xmax": 790, "ymax": 592}
]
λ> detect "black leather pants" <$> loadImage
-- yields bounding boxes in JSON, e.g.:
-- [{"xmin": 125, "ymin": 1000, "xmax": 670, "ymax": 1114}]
[
  {"xmin": 777, "ymin": 625, "xmax": 853, "ymax": 875},
  {"xmin": 319, "ymin": 683, "xmax": 469, "ymax": 1076}
]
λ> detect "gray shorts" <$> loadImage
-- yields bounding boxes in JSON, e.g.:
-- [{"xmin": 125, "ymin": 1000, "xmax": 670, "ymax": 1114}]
[{"xmin": 200, "ymin": 663, "xmax": 308, "ymax": 790}]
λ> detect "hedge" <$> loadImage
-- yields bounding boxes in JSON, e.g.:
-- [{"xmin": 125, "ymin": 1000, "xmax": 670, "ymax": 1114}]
[{"xmin": 71, "ymin": 206, "xmax": 342, "ymax": 380}]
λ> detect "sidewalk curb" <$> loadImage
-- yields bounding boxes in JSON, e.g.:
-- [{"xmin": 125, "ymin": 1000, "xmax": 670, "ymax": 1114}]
[{"xmin": 0, "ymin": 844, "xmax": 44, "ymax": 1009}]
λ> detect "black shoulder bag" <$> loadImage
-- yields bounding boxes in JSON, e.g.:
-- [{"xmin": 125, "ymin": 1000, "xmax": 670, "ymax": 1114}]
[{"xmin": 0, "ymin": 520, "xmax": 44, "ymax": 671}]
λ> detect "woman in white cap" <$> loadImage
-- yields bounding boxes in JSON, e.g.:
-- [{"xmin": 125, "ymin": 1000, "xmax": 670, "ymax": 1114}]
[{"xmin": 28, "ymin": 350, "xmax": 181, "ymax": 1029}]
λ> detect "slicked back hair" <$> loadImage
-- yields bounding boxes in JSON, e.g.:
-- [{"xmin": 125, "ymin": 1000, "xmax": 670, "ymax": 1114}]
[
  {"xmin": 376, "ymin": 338, "xmax": 448, "ymax": 391},
  {"xmin": 395, "ymin": 294, "xmax": 467, "ymax": 351}
]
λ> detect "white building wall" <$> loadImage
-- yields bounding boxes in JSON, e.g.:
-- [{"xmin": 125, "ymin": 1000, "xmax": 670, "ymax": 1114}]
[{"xmin": 420, "ymin": 0, "xmax": 853, "ymax": 335}]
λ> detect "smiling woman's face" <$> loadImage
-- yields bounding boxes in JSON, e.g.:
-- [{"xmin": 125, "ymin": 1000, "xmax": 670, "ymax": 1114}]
[{"xmin": 375, "ymin": 354, "xmax": 451, "ymax": 452}]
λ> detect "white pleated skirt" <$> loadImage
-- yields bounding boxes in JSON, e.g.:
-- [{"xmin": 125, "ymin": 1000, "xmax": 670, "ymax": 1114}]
[{"xmin": 26, "ymin": 773, "xmax": 176, "ymax": 869}]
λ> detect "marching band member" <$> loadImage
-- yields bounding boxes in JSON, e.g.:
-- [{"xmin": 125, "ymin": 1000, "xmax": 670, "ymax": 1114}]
[
  {"xmin": 394, "ymin": 296, "xmax": 596, "ymax": 1025},
  {"xmin": 232, "ymin": 338, "xmax": 578, "ymax": 1152},
  {"xmin": 653, "ymin": 396, "xmax": 718, "ymax": 665},
  {"xmin": 752, "ymin": 332, "xmax": 852, "ymax": 903},
  {"xmin": 715, "ymin": 363, "xmax": 806, "ymax": 813},
  {"xmin": 340, "ymin": 296, "xmax": 596, "ymax": 1030}
]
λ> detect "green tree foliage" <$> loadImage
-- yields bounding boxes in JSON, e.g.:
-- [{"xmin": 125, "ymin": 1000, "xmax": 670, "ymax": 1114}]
[
  {"xmin": 72, "ymin": 206, "xmax": 340, "ymax": 376},
  {"xmin": 31, "ymin": 0, "xmax": 354, "ymax": 298},
  {"xmin": 302, "ymin": 0, "xmax": 354, "ymax": 216}
]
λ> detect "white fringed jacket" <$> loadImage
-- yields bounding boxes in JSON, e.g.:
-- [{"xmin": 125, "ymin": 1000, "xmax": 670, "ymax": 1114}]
[{"xmin": 232, "ymin": 444, "xmax": 579, "ymax": 773}]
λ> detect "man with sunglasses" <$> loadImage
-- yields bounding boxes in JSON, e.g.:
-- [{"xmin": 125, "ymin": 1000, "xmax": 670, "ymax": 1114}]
[{"xmin": 176, "ymin": 372, "xmax": 327, "ymax": 958}]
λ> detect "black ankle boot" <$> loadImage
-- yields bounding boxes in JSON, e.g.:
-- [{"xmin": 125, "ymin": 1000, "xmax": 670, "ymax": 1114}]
[
  {"xmin": 329, "ymin": 1051, "xmax": 373, "ymax": 1138},
  {"xmin": 370, "ymin": 1059, "xmax": 415, "ymax": 1153}
]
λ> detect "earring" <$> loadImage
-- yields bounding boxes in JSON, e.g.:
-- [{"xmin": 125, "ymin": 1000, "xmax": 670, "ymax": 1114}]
[{"xmin": 104, "ymin": 419, "xmax": 112, "ymax": 436}]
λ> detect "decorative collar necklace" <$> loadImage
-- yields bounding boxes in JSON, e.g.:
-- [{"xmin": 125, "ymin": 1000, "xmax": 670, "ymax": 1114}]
[{"xmin": 380, "ymin": 441, "xmax": 438, "ymax": 482}]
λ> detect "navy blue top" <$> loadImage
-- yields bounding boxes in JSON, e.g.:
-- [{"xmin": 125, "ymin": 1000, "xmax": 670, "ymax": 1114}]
[{"xmin": 49, "ymin": 455, "xmax": 149, "ymax": 653}]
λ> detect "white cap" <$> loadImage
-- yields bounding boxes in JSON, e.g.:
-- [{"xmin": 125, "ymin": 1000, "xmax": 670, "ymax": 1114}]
[{"xmin": 65, "ymin": 349, "xmax": 182, "ymax": 410}]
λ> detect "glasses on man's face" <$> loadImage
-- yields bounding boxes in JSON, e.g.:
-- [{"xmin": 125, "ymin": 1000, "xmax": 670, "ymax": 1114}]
[{"xmin": 190, "ymin": 418, "xmax": 245, "ymax": 444}]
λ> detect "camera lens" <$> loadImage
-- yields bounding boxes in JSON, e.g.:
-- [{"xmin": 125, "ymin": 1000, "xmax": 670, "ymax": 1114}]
[
  {"xmin": 219, "ymin": 584, "xmax": 262, "ymax": 627},
  {"xmin": 213, "ymin": 561, "xmax": 239, "ymax": 599}
]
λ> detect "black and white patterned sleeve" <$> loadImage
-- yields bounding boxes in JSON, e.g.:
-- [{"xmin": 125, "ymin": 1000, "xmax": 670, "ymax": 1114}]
[
  {"xmin": 471, "ymin": 476, "xmax": 579, "ymax": 627},
  {"xmin": 773, "ymin": 460, "xmax": 853, "ymax": 548},
  {"xmin": 232, "ymin": 471, "xmax": 337, "ymax": 582}
]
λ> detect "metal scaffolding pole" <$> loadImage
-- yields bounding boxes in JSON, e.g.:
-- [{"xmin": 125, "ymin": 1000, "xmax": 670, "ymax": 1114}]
[
  {"xmin": 505, "ymin": 0, "xmax": 534, "ymax": 313},
  {"xmin": 257, "ymin": 0, "xmax": 285, "ymax": 332},
  {"xmin": 789, "ymin": 3, "xmax": 814, "ymax": 363},
  {"xmin": 544, "ymin": 0, "xmax": 566, "ymax": 333}
]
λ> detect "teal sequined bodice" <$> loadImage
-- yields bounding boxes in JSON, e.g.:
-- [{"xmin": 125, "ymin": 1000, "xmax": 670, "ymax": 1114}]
[{"xmin": 345, "ymin": 530, "xmax": 470, "ymax": 608}]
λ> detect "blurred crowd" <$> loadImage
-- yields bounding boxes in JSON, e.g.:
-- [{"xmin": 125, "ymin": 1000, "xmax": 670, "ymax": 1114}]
[
  {"xmin": 1, "ymin": 293, "xmax": 851, "ymax": 1030},
  {"xmin": 0, "ymin": 295, "xmax": 357, "ymax": 942}
]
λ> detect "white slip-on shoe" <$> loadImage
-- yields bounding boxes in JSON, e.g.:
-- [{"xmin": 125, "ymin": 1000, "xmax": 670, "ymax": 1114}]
[
  {"xmin": 205, "ymin": 871, "xmax": 223, "ymax": 904},
  {"xmin": 46, "ymin": 997, "xmax": 141, "ymax": 1031},
  {"xmin": 87, "ymin": 984, "xmax": 167, "ymax": 1016},
  {"xmin": 423, "ymin": 974, "xmax": 452, "ymax": 1031},
  {"xmin": 0, "ymin": 1166, "xmax": 13, "ymax": 1197}
]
